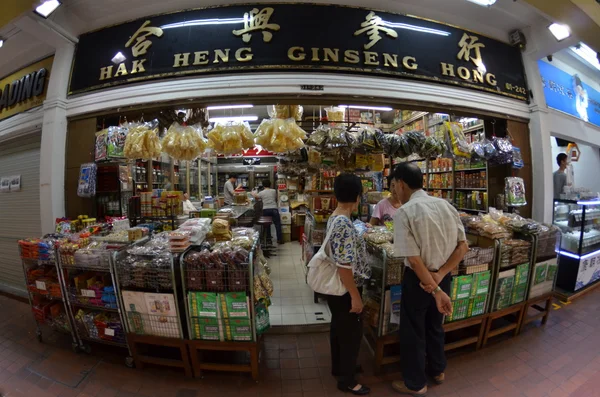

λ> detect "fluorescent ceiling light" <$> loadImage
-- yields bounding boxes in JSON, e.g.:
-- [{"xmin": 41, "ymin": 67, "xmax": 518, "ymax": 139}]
[
  {"xmin": 0, "ymin": 40, "xmax": 3, "ymax": 48},
  {"xmin": 339, "ymin": 105, "xmax": 393, "ymax": 111},
  {"xmin": 111, "ymin": 52, "xmax": 126, "ymax": 64},
  {"xmin": 207, "ymin": 104, "xmax": 254, "ymax": 110},
  {"xmin": 548, "ymin": 23, "xmax": 571, "ymax": 41},
  {"xmin": 577, "ymin": 199, "xmax": 600, "ymax": 205},
  {"xmin": 570, "ymin": 42, "xmax": 600, "ymax": 71},
  {"xmin": 209, "ymin": 116, "xmax": 258, "ymax": 123},
  {"xmin": 381, "ymin": 21, "xmax": 450, "ymax": 36},
  {"xmin": 34, "ymin": 0, "xmax": 61, "ymax": 18},
  {"xmin": 466, "ymin": 0, "xmax": 497, "ymax": 6},
  {"xmin": 161, "ymin": 18, "xmax": 244, "ymax": 30}
]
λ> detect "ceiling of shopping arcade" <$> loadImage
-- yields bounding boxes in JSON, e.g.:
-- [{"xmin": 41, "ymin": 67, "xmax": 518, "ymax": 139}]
[{"xmin": 1, "ymin": 0, "xmax": 599, "ymax": 86}]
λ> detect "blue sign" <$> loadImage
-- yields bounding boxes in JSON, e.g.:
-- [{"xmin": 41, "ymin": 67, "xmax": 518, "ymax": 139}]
[{"xmin": 538, "ymin": 60, "xmax": 600, "ymax": 128}]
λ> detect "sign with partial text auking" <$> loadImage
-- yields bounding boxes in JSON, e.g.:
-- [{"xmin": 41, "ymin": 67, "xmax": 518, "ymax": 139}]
[{"xmin": 69, "ymin": 4, "xmax": 527, "ymax": 101}]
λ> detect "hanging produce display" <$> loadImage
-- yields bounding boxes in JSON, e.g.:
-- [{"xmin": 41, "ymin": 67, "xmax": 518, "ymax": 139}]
[
  {"xmin": 206, "ymin": 121, "xmax": 254, "ymax": 156},
  {"xmin": 253, "ymin": 118, "xmax": 307, "ymax": 153},
  {"xmin": 123, "ymin": 120, "xmax": 162, "ymax": 160},
  {"xmin": 162, "ymin": 123, "xmax": 208, "ymax": 161}
]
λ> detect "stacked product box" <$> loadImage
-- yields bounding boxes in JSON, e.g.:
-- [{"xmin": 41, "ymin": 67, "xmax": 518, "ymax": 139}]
[
  {"xmin": 529, "ymin": 259, "xmax": 558, "ymax": 298},
  {"xmin": 188, "ymin": 291, "xmax": 252, "ymax": 342},
  {"xmin": 446, "ymin": 270, "xmax": 490, "ymax": 322},
  {"xmin": 493, "ymin": 269, "xmax": 515, "ymax": 310},
  {"xmin": 511, "ymin": 263, "xmax": 530, "ymax": 304}
]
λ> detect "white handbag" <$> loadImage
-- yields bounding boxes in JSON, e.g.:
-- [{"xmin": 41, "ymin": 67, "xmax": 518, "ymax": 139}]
[{"xmin": 306, "ymin": 217, "xmax": 348, "ymax": 296}]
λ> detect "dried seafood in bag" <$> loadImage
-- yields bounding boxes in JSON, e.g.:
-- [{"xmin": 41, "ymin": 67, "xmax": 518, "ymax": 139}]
[
  {"xmin": 162, "ymin": 123, "xmax": 208, "ymax": 161},
  {"xmin": 123, "ymin": 120, "xmax": 162, "ymax": 159}
]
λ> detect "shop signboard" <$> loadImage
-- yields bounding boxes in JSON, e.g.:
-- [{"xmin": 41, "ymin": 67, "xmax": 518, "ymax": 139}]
[
  {"xmin": 69, "ymin": 4, "xmax": 527, "ymax": 100},
  {"xmin": 538, "ymin": 60, "xmax": 600, "ymax": 128},
  {"xmin": 0, "ymin": 56, "xmax": 53, "ymax": 122},
  {"xmin": 575, "ymin": 251, "xmax": 600, "ymax": 291}
]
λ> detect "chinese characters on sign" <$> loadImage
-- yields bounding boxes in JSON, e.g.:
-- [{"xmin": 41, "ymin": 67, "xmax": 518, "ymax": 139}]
[
  {"xmin": 541, "ymin": 76, "xmax": 574, "ymax": 99},
  {"xmin": 457, "ymin": 33, "xmax": 485, "ymax": 69},
  {"xmin": 354, "ymin": 11, "xmax": 398, "ymax": 50},
  {"xmin": 232, "ymin": 7, "xmax": 280, "ymax": 43},
  {"xmin": 125, "ymin": 20, "xmax": 164, "ymax": 57}
]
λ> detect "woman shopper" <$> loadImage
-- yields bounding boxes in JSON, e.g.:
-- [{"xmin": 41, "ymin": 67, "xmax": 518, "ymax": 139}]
[
  {"xmin": 369, "ymin": 176, "xmax": 402, "ymax": 228},
  {"xmin": 254, "ymin": 179, "xmax": 283, "ymax": 244},
  {"xmin": 314, "ymin": 173, "xmax": 372, "ymax": 395}
]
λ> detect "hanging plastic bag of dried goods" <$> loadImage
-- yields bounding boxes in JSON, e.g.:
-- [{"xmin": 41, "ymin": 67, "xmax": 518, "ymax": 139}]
[
  {"xmin": 505, "ymin": 177, "xmax": 527, "ymax": 206},
  {"xmin": 444, "ymin": 122, "xmax": 470, "ymax": 159},
  {"xmin": 512, "ymin": 147, "xmax": 524, "ymax": 169},
  {"xmin": 306, "ymin": 124, "xmax": 329, "ymax": 148},
  {"xmin": 162, "ymin": 122, "xmax": 208, "ymax": 161},
  {"xmin": 123, "ymin": 120, "xmax": 162, "ymax": 160},
  {"xmin": 489, "ymin": 137, "xmax": 513, "ymax": 165},
  {"xmin": 327, "ymin": 125, "xmax": 348, "ymax": 148},
  {"xmin": 404, "ymin": 130, "xmax": 427, "ymax": 155}
]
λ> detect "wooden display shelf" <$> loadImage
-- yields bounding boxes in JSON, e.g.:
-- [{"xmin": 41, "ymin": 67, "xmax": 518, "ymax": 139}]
[
  {"xmin": 364, "ymin": 325, "xmax": 400, "ymax": 375},
  {"xmin": 443, "ymin": 314, "xmax": 488, "ymax": 351},
  {"xmin": 187, "ymin": 338, "xmax": 261, "ymax": 381},
  {"xmin": 127, "ymin": 333, "xmax": 193, "ymax": 377},
  {"xmin": 482, "ymin": 302, "xmax": 526, "ymax": 347},
  {"xmin": 518, "ymin": 293, "xmax": 553, "ymax": 333}
]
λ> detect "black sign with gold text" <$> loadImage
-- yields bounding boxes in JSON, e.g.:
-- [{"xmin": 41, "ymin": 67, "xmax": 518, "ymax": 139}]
[{"xmin": 69, "ymin": 4, "xmax": 528, "ymax": 100}]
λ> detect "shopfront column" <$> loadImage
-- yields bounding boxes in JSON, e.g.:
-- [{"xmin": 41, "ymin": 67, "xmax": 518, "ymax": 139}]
[{"xmin": 40, "ymin": 43, "xmax": 75, "ymax": 234}]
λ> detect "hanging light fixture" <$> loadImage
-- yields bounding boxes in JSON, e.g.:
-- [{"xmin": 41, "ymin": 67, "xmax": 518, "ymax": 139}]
[
  {"xmin": 465, "ymin": 0, "xmax": 497, "ymax": 7},
  {"xmin": 548, "ymin": 23, "xmax": 571, "ymax": 41}
]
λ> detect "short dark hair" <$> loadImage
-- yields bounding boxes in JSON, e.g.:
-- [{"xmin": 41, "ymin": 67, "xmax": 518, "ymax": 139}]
[
  {"xmin": 574, "ymin": 75, "xmax": 583, "ymax": 88},
  {"xmin": 387, "ymin": 175, "xmax": 394, "ymax": 191},
  {"xmin": 229, "ymin": 174, "xmax": 237, "ymax": 180},
  {"xmin": 334, "ymin": 173, "xmax": 363, "ymax": 203},
  {"xmin": 556, "ymin": 153, "xmax": 568, "ymax": 166},
  {"xmin": 262, "ymin": 179, "xmax": 271, "ymax": 188},
  {"xmin": 392, "ymin": 162, "xmax": 423, "ymax": 189}
]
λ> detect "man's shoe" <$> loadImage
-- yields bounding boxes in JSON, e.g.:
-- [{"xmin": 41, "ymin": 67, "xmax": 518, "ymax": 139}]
[
  {"xmin": 338, "ymin": 383, "xmax": 370, "ymax": 395},
  {"xmin": 432, "ymin": 373, "xmax": 445, "ymax": 385},
  {"xmin": 391, "ymin": 381, "xmax": 427, "ymax": 396}
]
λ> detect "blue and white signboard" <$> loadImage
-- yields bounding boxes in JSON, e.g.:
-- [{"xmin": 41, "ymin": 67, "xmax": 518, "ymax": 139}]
[{"xmin": 538, "ymin": 60, "xmax": 600, "ymax": 128}]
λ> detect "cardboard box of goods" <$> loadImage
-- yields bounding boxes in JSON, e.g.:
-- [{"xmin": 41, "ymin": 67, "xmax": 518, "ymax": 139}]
[
  {"xmin": 546, "ymin": 262, "xmax": 558, "ymax": 282},
  {"xmin": 511, "ymin": 284, "xmax": 527, "ymax": 305},
  {"xmin": 494, "ymin": 270, "xmax": 515, "ymax": 310},
  {"xmin": 468, "ymin": 294, "xmax": 487, "ymax": 317},
  {"xmin": 451, "ymin": 275, "xmax": 473, "ymax": 300},
  {"xmin": 452, "ymin": 299, "xmax": 470, "ymax": 321},
  {"xmin": 189, "ymin": 292, "xmax": 219, "ymax": 318},
  {"xmin": 515, "ymin": 263, "xmax": 529, "ymax": 286},
  {"xmin": 470, "ymin": 271, "xmax": 491, "ymax": 296},
  {"xmin": 222, "ymin": 318, "xmax": 253, "ymax": 341},
  {"xmin": 533, "ymin": 262, "xmax": 548, "ymax": 285},
  {"xmin": 219, "ymin": 292, "xmax": 250, "ymax": 319},
  {"xmin": 192, "ymin": 317, "xmax": 224, "ymax": 341}
]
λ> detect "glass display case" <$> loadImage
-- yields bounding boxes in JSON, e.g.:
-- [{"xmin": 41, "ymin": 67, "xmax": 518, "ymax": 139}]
[{"xmin": 553, "ymin": 199, "xmax": 600, "ymax": 292}]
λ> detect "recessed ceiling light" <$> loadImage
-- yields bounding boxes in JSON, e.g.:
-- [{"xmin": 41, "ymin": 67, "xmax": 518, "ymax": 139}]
[
  {"xmin": 34, "ymin": 0, "xmax": 61, "ymax": 18},
  {"xmin": 570, "ymin": 42, "xmax": 600, "ymax": 71},
  {"xmin": 207, "ymin": 104, "xmax": 254, "ymax": 110},
  {"xmin": 209, "ymin": 116, "xmax": 258, "ymax": 123},
  {"xmin": 111, "ymin": 52, "xmax": 126, "ymax": 64},
  {"xmin": 466, "ymin": 0, "xmax": 497, "ymax": 6},
  {"xmin": 548, "ymin": 23, "xmax": 571, "ymax": 41}
]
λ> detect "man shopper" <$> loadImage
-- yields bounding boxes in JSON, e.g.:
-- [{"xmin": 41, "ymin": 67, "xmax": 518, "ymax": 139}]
[
  {"xmin": 390, "ymin": 162, "xmax": 468, "ymax": 396},
  {"xmin": 223, "ymin": 175, "xmax": 239, "ymax": 206},
  {"xmin": 554, "ymin": 153, "xmax": 568, "ymax": 199}
]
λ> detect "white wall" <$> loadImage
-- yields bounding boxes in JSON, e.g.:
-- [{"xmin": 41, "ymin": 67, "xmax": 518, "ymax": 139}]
[{"xmin": 551, "ymin": 137, "xmax": 600, "ymax": 193}]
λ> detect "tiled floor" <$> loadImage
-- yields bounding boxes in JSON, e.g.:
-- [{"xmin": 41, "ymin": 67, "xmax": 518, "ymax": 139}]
[{"xmin": 268, "ymin": 242, "xmax": 331, "ymax": 326}]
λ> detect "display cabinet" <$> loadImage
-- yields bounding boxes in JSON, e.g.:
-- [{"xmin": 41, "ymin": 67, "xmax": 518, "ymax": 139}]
[{"xmin": 553, "ymin": 199, "xmax": 600, "ymax": 292}]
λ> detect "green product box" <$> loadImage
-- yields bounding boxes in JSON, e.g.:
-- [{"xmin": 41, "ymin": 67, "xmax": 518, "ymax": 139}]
[
  {"xmin": 494, "ymin": 272, "xmax": 515, "ymax": 310},
  {"xmin": 471, "ymin": 271, "xmax": 491, "ymax": 296},
  {"xmin": 189, "ymin": 292, "xmax": 219, "ymax": 318},
  {"xmin": 452, "ymin": 299, "xmax": 470, "ymax": 321},
  {"xmin": 220, "ymin": 292, "xmax": 250, "ymax": 318},
  {"xmin": 468, "ymin": 294, "xmax": 487, "ymax": 317},
  {"xmin": 515, "ymin": 263, "xmax": 530, "ymax": 286},
  {"xmin": 192, "ymin": 317, "xmax": 223, "ymax": 341},
  {"xmin": 451, "ymin": 275, "xmax": 473, "ymax": 300},
  {"xmin": 222, "ymin": 318, "xmax": 253, "ymax": 341},
  {"xmin": 534, "ymin": 263, "xmax": 548, "ymax": 285},
  {"xmin": 511, "ymin": 284, "xmax": 527, "ymax": 304},
  {"xmin": 546, "ymin": 263, "xmax": 558, "ymax": 282}
]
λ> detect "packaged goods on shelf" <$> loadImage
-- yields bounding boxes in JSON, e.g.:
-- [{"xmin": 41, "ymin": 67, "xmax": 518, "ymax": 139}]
[
  {"xmin": 471, "ymin": 271, "xmax": 491, "ymax": 296},
  {"xmin": 451, "ymin": 275, "xmax": 473, "ymax": 300},
  {"xmin": 529, "ymin": 259, "xmax": 557, "ymax": 298},
  {"xmin": 505, "ymin": 177, "xmax": 527, "ymax": 207},
  {"xmin": 468, "ymin": 294, "xmax": 487, "ymax": 317},
  {"xmin": 493, "ymin": 269, "xmax": 515, "ymax": 310},
  {"xmin": 77, "ymin": 163, "xmax": 97, "ymax": 198},
  {"xmin": 222, "ymin": 318, "xmax": 252, "ymax": 341},
  {"xmin": 499, "ymin": 239, "xmax": 531, "ymax": 268},
  {"xmin": 192, "ymin": 317, "xmax": 223, "ymax": 340}
]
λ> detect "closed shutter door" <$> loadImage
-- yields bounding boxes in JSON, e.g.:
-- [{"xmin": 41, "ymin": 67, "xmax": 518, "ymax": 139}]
[{"xmin": 0, "ymin": 133, "xmax": 41, "ymax": 295}]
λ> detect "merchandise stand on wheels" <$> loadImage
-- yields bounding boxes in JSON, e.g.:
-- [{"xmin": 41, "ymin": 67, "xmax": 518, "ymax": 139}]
[
  {"xmin": 19, "ymin": 241, "xmax": 79, "ymax": 350},
  {"xmin": 114, "ymin": 247, "xmax": 191, "ymax": 374},
  {"xmin": 482, "ymin": 233, "xmax": 535, "ymax": 347},
  {"xmin": 182, "ymin": 240, "xmax": 261, "ymax": 381},
  {"xmin": 58, "ymin": 243, "xmax": 130, "ymax": 355}
]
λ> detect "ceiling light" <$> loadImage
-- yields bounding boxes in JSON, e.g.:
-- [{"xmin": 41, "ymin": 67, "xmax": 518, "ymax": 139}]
[
  {"xmin": 161, "ymin": 18, "xmax": 244, "ymax": 30},
  {"xmin": 465, "ymin": 0, "xmax": 497, "ymax": 6},
  {"xmin": 339, "ymin": 105, "xmax": 393, "ymax": 111},
  {"xmin": 570, "ymin": 42, "xmax": 600, "ymax": 71},
  {"xmin": 381, "ymin": 21, "xmax": 450, "ymax": 36},
  {"xmin": 111, "ymin": 52, "xmax": 126, "ymax": 64},
  {"xmin": 207, "ymin": 104, "xmax": 254, "ymax": 110},
  {"xmin": 548, "ymin": 23, "xmax": 571, "ymax": 41},
  {"xmin": 209, "ymin": 116, "xmax": 258, "ymax": 123},
  {"xmin": 0, "ymin": 39, "xmax": 3, "ymax": 48},
  {"xmin": 34, "ymin": 0, "xmax": 61, "ymax": 18}
]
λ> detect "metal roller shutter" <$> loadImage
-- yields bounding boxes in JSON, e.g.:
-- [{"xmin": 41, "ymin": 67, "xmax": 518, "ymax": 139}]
[{"xmin": 0, "ymin": 133, "xmax": 41, "ymax": 295}]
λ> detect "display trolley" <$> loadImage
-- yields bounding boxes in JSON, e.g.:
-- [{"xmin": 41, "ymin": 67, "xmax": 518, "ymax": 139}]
[
  {"xmin": 58, "ymin": 242, "xmax": 129, "ymax": 355},
  {"xmin": 114, "ymin": 245, "xmax": 190, "ymax": 374},
  {"xmin": 19, "ymin": 239, "xmax": 78, "ymax": 350},
  {"xmin": 181, "ymin": 240, "xmax": 261, "ymax": 380}
]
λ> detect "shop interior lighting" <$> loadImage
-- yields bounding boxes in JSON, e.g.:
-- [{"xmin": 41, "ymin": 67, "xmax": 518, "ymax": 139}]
[
  {"xmin": 208, "ymin": 116, "xmax": 258, "ymax": 123},
  {"xmin": 161, "ymin": 18, "xmax": 244, "ymax": 30},
  {"xmin": 0, "ymin": 39, "xmax": 3, "ymax": 48},
  {"xmin": 557, "ymin": 248, "xmax": 600, "ymax": 260},
  {"xmin": 570, "ymin": 42, "xmax": 600, "ymax": 71},
  {"xmin": 111, "ymin": 52, "xmax": 126, "ymax": 64},
  {"xmin": 548, "ymin": 23, "xmax": 571, "ymax": 41},
  {"xmin": 338, "ymin": 105, "xmax": 393, "ymax": 111},
  {"xmin": 381, "ymin": 21, "xmax": 450, "ymax": 36},
  {"xmin": 465, "ymin": 0, "xmax": 497, "ymax": 6},
  {"xmin": 577, "ymin": 199, "xmax": 600, "ymax": 205},
  {"xmin": 206, "ymin": 104, "xmax": 254, "ymax": 110},
  {"xmin": 34, "ymin": 0, "xmax": 61, "ymax": 18}
]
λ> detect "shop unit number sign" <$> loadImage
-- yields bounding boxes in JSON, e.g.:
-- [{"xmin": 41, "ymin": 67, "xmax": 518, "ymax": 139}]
[{"xmin": 69, "ymin": 4, "xmax": 527, "ymax": 100}]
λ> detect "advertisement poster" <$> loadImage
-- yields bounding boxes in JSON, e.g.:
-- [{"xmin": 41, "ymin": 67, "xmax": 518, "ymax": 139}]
[
  {"xmin": 576, "ymin": 252, "xmax": 600, "ymax": 291},
  {"xmin": 9, "ymin": 175, "xmax": 21, "ymax": 192},
  {"xmin": 538, "ymin": 60, "xmax": 600, "ymax": 128},
  {"xmin": 0, "ymin": 177, "xmax": 9, "ymax": 192}
]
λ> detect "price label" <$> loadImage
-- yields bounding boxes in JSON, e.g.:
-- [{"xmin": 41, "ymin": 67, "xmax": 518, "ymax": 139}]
[
  {"xmin": 104, "ymin": 328, "xmax": 115, "ymax": 336},
  {"xmin": 35, "ymin": 281, "xmax": 46, "ymax": 291},
  {"xmin": 81, "ymin": 289, "xmax": 96, "ymax": 298}
]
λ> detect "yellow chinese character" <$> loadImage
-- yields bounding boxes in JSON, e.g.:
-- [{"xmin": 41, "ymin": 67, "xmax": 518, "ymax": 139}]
[
  {"xmin": 457, "ymin": 33, "xmax": 485, "ymax": 69},
  {"xmin": 125, "ymin": 20, "xmax": 164, "ymax": 57},
  {"xmin": 232, "ymin": 7, "xmax": 280, "ymax": 43},
  {"xmin": 354, "ymin": 11, "xmax": 398, "ymax": 50}
]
